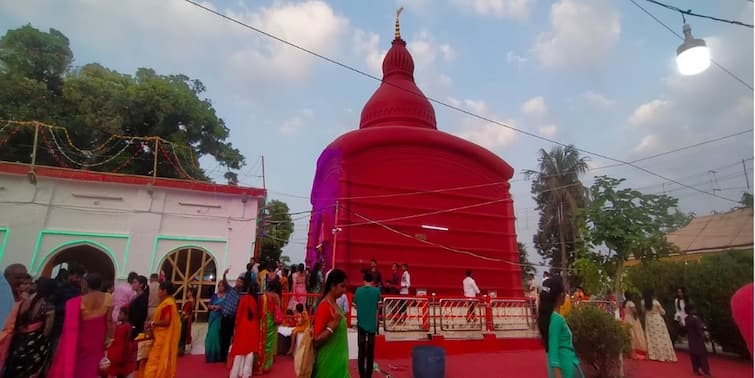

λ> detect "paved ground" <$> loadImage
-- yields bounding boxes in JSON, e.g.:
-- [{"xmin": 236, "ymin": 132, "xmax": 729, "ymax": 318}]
[{"xmin": 178, "ymin": 349, "xmax": 753, "ymax": 377}]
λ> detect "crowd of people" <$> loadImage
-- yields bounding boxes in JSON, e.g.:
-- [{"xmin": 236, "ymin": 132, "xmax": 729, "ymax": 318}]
[
  {"xmin": 530, "ymin": 271, "xmax": 713, "ymax": 377},
  {"xmin": 200, "ymin": 258, "xmax": 392, "ymax": 378},
  {"xmin": 0, "ymin": 262, "xmax": 187, "ymax": 378}
]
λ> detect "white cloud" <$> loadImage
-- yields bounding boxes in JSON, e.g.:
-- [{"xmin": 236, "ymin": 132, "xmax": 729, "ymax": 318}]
[
  {"xmin": 0, "ymin": 0, "xmax": 349, "ymax": 87},
  {"xmin": 538, "ymin": 125, "xmax": 558, "ymax": 137},
  {"xmin": 583, "ymin": 91, "xmax": 616, "ymax": 109},
  {"xmin": 439, "ymin": 44, "xmax": 457, "ymax": 61},
  {"xmin": 451, "ymin": 0, "xmax": 534, "ymax": 21},
  {"xmin": 225, "ymin": 2, "xmax": 349, "ymax": 84},
  {"xmin": 450, "ymin": 99, "xmax": 518, "ymax": 150},
  {"xmin": 628, "ymin": 99, "xmax": 671, "ymax": 127},
  {"xmin": 632, "ymin": 134, "xmax": 658, "ymax": 153},
  {"xmin": 279, "ymin": 109, "xmax": 314, "ymax": 136},
  {"xmin": 521, "ymin": 96, "xmax": 548, "ymax": 116},
  {"xmin": 506, "ymin": 50, "xmax": 528, "ymax": 65},
  {"xmin": 352, "ymin": 29, "xmax": 385, "ymax": 76},
  {"xmin": 531, "ymin": 0, "xmax": 620, "ymax": 68}
]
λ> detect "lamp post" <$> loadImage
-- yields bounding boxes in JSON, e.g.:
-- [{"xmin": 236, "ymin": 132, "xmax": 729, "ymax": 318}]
[{"xmin": 676, "ymin": 23, "xmax": 710, "ymax": 76}]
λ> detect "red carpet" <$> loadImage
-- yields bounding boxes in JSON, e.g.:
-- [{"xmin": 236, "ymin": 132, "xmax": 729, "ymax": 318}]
[{"xmin": 178, "ymin": 351, "xmax": 753, "ymax": 377}]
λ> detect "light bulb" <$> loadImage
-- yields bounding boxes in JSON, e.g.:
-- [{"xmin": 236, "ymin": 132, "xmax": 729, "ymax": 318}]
[{"xmin": 676, "ymin": 23, "xmax": 710, "ymax": 76}]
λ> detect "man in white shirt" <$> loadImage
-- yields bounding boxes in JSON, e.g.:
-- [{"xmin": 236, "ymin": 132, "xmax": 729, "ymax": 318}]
[
  {"xmin": 463, "ymin": 270, "xmax": 480, "ymax": 322},
  {"xmin": 398, "ymin": 264, "xmax": 410, "ymax": 323},
  {"xmin": 400, "ymin": 264, "xmax": 411, "ymax": 295}
]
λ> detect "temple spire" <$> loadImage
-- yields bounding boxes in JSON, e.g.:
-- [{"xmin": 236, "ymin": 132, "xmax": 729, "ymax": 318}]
[{"xmin": 395, "ymin": 6, "xmax": 404, "ymax": 40}]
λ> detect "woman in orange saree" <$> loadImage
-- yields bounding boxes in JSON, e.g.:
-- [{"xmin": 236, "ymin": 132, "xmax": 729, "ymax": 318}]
[{"xmin": 143, "ymin": 281, "xmax": 181, "ymax": 378}]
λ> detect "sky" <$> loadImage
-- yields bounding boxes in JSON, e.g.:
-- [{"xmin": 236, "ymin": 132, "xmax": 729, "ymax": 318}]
[{"xmin": 1, "ymin": 0, "xmax": 752, "ymax": 269}]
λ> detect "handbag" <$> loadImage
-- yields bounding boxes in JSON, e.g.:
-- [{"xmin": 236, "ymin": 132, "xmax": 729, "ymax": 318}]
[{"xmin": 98, "ymin": 353, "xmax": 111, "ymax": 375}]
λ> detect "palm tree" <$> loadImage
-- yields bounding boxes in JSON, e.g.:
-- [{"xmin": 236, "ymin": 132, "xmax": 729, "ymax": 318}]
[{"xmin": 523, "ymin": 145, "xmax": 588, "ymax": 290}]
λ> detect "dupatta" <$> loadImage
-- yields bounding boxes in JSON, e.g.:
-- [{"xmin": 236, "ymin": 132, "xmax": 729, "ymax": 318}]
[{"xmin": 48, "ymin": 296, "xmax": 82, "ymax": 378}]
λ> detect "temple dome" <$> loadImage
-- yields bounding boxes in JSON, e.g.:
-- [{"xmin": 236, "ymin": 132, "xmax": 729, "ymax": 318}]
[{"xmin": 359, "ymin": 11, "xmax": 437, "ymax": 130}]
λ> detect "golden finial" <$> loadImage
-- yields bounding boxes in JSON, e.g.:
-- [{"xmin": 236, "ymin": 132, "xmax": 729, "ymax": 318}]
[{"xmin": 395, "ymin": 6, "xmax": 404, "ymax": 40}]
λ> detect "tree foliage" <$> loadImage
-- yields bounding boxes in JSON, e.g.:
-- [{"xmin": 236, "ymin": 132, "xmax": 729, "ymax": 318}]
[
  {"xmin": 579, "ymin": 176, "xmax": 681, "ymax": 293},
  {"xmin": 517, "ymin": 242, "xmax": 535, "ymax": 282},
  {"xmin": 0, "ymin": 24, "xmax": 245, "ymax": 182},
  {"xmin": 259, "ymin": 200, "xmax": 294, "ymax": 264},
  {"xmin": 627, "ymin": 251, "xmax": 753, "ymax": 356},
  {"xmin": 523, "ymin": 145, "xmax": 588, "ymax": 282},
  {"xmin": 739, "ymin": 192, "xmax": 753, "ymax": 208}
]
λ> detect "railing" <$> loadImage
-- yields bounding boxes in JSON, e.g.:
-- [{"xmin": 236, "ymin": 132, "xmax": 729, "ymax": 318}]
[
  {"xmin": 489, "ymin": 298, "xmax": 533, "ymax": 331},
  {"xmin": 574, "ymin": 299, "xmax": 617, "ymax": 317},
  {"xmin": 438, "ymin": 298, "xmax": 484, "ymax": 331},
  {"xmin": 382, "ymin": 296, "xmax": 430, "ymax": 332},
  {"xmin": 278, "ymin": 292, "xmax": 537, "ymax": 338}
]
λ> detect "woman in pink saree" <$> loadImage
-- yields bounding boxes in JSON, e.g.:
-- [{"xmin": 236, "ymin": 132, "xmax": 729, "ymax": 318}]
[
  {"xmin": 289, "ymin": 264, "xmax": 307, "ymax": 310},
  {"xmin": 48, "ymin": 273, "xmax": 113, "ymax": 378}
]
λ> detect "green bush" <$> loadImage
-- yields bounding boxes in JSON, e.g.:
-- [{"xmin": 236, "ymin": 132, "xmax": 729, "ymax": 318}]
[
  {"xmin": 686, "ymin": 251, "xmax": 753, "ymax": 356},
  {"xmin": 625, "ymin": 260, "xmax": 686, "ymax": 341},
  {"xmin": 566, "ymin": 304, "xmax": 630, "ymax": 378},
  {"xmin": 627, "ymin": 250, "xmax": 753, "ymax": 357}
]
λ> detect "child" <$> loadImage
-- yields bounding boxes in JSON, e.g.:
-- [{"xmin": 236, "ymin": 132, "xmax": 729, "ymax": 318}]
[
  {"xmin": 685, "ymin": 304, "xmax": 711, "ymax": 376},
  {"xmin": 288, "ymin": 304, "xmax": 310, "ymax": 355},
  {"xmin": 108, "ymin": 306, "xmax": 137, "ymax": 378}
]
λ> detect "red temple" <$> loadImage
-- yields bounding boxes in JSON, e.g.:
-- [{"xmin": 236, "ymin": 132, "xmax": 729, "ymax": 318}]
[{"xmin": 306, "ymin": 16, "xmax": 521, "ymax": 297}]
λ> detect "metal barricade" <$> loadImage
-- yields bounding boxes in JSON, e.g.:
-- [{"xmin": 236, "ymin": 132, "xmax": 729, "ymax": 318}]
[
  {"xmin": 489, "ymin": 299, "xmax": 532, "ymax": 331},
  {"xmin": 382, "ymin": 296, "xmax": 429, "ymax": 332},
  {"xmin": 438, "ymin": 298, "xmax": 484, "ymax": 331}
]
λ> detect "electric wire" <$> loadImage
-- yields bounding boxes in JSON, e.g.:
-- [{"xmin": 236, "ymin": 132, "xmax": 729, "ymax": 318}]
[{"xmin": 643, "ymin": 0, "xmax": 753, "ymax": 28}]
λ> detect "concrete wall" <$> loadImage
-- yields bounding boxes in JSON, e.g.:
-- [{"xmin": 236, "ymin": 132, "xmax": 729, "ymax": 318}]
[{"xmin": 0, "ymin": 173, "xmax": 260, "ymax": 279}]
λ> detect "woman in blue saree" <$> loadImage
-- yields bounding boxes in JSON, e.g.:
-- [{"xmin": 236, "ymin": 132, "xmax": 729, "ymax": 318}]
[{"xmin": 205, "ymin": 280, "xmax": 227, "ymax": 363}]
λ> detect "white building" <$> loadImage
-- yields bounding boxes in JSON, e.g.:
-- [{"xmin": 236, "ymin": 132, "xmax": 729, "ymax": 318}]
[{"xmin": 0, "ymin": 161, "xmax": 265, "ymax": 318}]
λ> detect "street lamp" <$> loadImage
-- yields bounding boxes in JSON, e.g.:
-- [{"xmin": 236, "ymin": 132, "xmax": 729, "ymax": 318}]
[{"xmin": 676, "ymin": 23, "xmax": 710, "ymax": 76}]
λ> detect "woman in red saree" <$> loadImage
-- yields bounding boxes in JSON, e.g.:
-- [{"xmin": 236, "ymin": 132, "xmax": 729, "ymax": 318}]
[
  {"xmin": 228, "ymin": 286, "xmax": 260, "ymax": 378},
  {"xmin": 179, "ymin": 287, "xmax": 196, "ymax": 356},
  {"xmin": 48, "ymin": 273, "xmax": 113, "ymax": 378}
]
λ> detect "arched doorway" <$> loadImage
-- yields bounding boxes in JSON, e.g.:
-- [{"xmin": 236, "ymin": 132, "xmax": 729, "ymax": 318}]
[
  {"xmin": 160, "ymin": 247, "xmax": 217, "ymax": 322},
  {"xmin": 41, "ymin": 243, "xmax": 116, "ymax": 283}
]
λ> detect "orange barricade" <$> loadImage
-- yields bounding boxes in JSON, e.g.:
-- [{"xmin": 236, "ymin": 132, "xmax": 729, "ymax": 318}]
[
  {"xmin": 438, "ymin": 297, "xmax": 484, "ymax": 332},
  {"xmin": 382, "ymin": 296, "xmax": 430, "ymax": 332},
  {"xmin": 489, "ymin": 298, "xmax": 533, "ymax": 331}
]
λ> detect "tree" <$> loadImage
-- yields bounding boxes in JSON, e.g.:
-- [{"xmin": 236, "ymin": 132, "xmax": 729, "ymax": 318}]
[
  {"xmin": 739, "ymin": 192, "xmax": 753, "ymax": 208},
  {"xmin": 0, "ymin": 24, "xmax": 72, "ymax": 93},
  {"xmin": 665, "ymin": 209, "xmax": 695, "ymax": 232},
  {"xmin": 517, "ymin": 242, "xmax": 535, "ymax": 282},
  {"xmin": 523, "ymin": 145, "xmax": 588, "ymax": 289},
  {"xmin": 259, "ymin": 200, "xmax": 294, "ymax": 264},
  {"xmin": 579, "ymin": 176, "xmax": 680, "ymax": 295},
  {"xmin": 0, "ymin": 24, "xmax": 245, "ymax": 182}
]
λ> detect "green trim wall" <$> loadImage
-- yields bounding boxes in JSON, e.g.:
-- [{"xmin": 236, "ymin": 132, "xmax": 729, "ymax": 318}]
[
  {"xmin": 33, "ymin": 239, "xmax": 120, "ymax": 276},
  {"xmin": 150, "ymin": 235, "xmax": 228, "ymax": 272},
  {"xmin": 153, "ymin": 243, "xmax": 220, "ymax": 276},
  {"xmin": 0, "ymin": 227, "xmax": 8, "ymax": 264},
  {"xmin": 30, "ymin": 230, "xmax": 131, "ymax": 277}
]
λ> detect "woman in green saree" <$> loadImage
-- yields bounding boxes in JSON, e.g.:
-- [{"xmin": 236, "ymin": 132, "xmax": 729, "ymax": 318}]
[
  {"xmin": 256, "ymin": 280, "xmax": 282, "ymax": 374},
  {"xmin": 205, "ymin": 281, "xmax": 227, "ymax": 363},
  {"xmin": 312, "ymin": 268, "xmax": 349, "ymax": 378}
]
